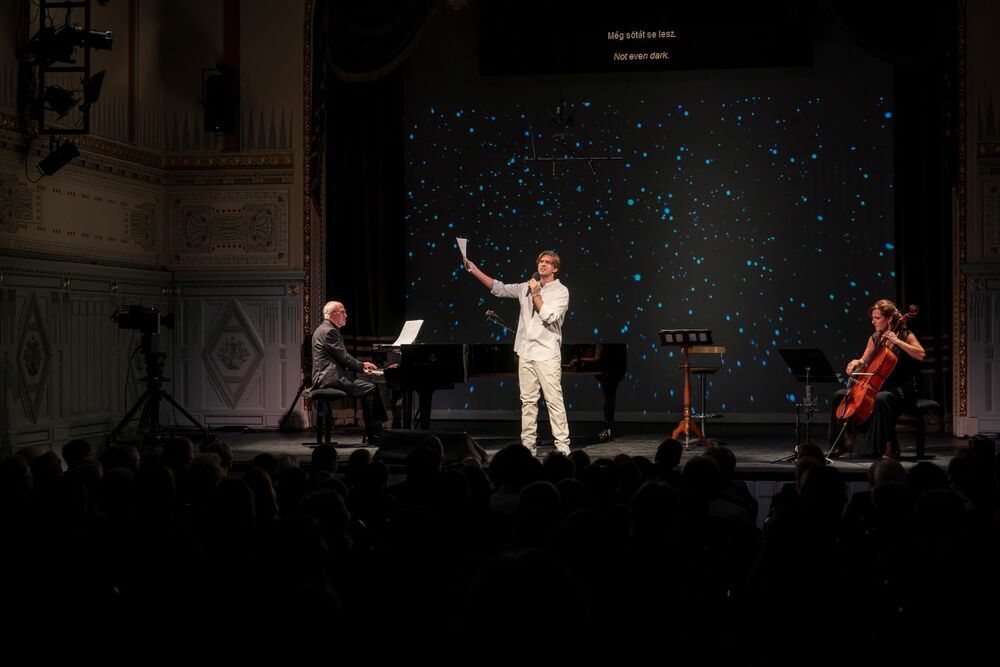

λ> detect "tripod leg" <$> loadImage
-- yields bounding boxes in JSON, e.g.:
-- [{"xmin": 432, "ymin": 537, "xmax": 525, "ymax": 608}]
[
  {"xmin": 110, "ymin": 389, "xmax": 153, "ymax": 439},
  {"xmin": 159, "ymin": 390, "xmax": 210, "ymax": 435}
]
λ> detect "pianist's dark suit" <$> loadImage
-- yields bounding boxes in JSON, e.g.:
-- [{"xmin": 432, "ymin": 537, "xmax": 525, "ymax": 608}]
[{"xmin": 311, "ymin": 318, "xmax": 387, "ymax": 440}]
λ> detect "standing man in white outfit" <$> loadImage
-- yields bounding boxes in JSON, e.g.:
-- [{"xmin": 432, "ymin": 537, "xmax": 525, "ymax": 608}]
[{"xmin": 464, "ymin": 250, "xmax": 571, "ymax": 455}]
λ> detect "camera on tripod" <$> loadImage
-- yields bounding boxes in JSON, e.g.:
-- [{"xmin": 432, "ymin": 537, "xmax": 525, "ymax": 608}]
[
  {"xmin": 109, "ymin": 304, "xmax": 208, "ymax": 443},
  {"xmin": 111, "ymin": 305, "xmax": 174, "ymax": 335}
]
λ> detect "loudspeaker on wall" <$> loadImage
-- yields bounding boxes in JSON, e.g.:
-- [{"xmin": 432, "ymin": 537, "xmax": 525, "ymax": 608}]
[{"xmin": 204, "ymin": 71, "xmax": 237, "ymax": 135}]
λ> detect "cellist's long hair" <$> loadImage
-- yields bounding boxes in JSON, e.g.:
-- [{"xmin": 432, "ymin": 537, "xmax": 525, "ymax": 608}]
[{"xmin": 870, "ymin": 299, "xmax": 901, "ymax": 325}]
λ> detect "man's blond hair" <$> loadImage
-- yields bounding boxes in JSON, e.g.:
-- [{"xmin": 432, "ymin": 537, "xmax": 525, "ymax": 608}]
[{"xmin": 536, "ymin": 250, "xmax": 561, "ymax": 270}]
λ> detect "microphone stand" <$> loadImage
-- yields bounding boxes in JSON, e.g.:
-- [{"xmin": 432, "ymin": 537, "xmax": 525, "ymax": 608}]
[{"xmin": 485, "ymin": 310, "xmax": 512, "ymax": 335}]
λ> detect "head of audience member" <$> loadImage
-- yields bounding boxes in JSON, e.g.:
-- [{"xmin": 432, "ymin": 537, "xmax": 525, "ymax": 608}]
[
  {"xmin": 567, "ymin": 449, "xmax": 591, "ymax": 473},
  {"xmin": 798, "ymin": 465, "xmax": 847, "ymax": 524},
  {"xmin": 199, "ymin": 440, "xmax": 234, "ymax": 475},
  {"xmin": 795, "ymin": 456, "xmax": 824, "ymax": 493},
  {"xmin": 406, "ymin": 437, "xmax": 444, "ymax": 484},
  {"xmin": 252, "ymin": 452, "xmax": 280, "ymax": 479},
  {"xmin": 61, "ymin": 438, "xmax": 92, "ymax": 469},
  {"xmin": 133, "ymin": 462, "xmax": 176, "ymax": 518},
  {"xmin": 872, "ymin": 458, "xmax": 907, "ymax": 486},
  {"xmin": 311, "ymin": 443, "xmax": 339, "ymax": 478},
  {"xmin": 162, "ymin": 437, "xmax": 194, "ymax": 475},
  {"xmin": 30, "ymin": 451, "xmax": 63, "ymax": 496},
  {"xmin": 96, "ymin": 467, "xmax": 136, "ymax": 519},
  {"xmin": 702, "ymin": 445, "xmax": 737, "ymax": 484},
  {"xmin": 680, "ymin": 455, "xmax": 721, "ymax": 508},
  {"xmin": 655, "ymin": 438, "xmax": 683, "ymax": 470},
  {"xmin": 103, "ymin": 444, "xmax": 141, "ymax": 474},
  {"xmin": 542, "ymin": 451, "xmax": 576, "ymax": 484},
  {"xmin": 630, "ymin": 480, "xmax": 680, "ymax": 546},
  {"xmin": 0, "ymin": 454, "xmax": 33, "ymax": 506},
  {"xmin": 795, "ymin": 442, "xmax": 826, "ymax": 463}
]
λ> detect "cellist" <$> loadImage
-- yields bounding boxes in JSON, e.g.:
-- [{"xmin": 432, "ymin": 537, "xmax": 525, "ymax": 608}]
[{"xmin": 829, "ymin": 299, "xmax": 925, "ymax": 459}]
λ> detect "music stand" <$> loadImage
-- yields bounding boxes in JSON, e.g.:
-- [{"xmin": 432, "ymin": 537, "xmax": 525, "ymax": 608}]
[
  {"xmin": 774, "ymin": 348, "xmax": 840, "ymax": 463},
  {"xmin": 659, "ymin": 329, "xmax": 714, "ymax": 447}
]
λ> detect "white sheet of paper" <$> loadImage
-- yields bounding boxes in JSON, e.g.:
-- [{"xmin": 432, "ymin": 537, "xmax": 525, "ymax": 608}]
[
  {"xmin": 390, "ymin": 320, "xmax": 424, "ymax": 346},
  {"xmin": 456, "ymin": 237, "xmax": 468, "ymax": 259}
]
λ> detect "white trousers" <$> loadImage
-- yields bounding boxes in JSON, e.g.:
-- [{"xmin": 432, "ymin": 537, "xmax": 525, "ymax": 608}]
[{"xmin": 518, "ymin": 355, "xmax": 571, "ymax": 453}]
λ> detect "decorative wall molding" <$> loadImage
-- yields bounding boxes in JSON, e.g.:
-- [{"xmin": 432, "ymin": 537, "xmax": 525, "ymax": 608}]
[
  {"xmin": 164, "ymin": 153, "xmax": 294, "ymax": 170},
  {"xmin": 303, "ymin": 0, "xmax": 316, "ymax": 342},
  {"xmin": 0, "ymin": 154, "xmax": 165, "ymax": 267},
  {"xmin": 963, "ymin": 265, "xmax": 1000, "ymax": 434},
  {"xmin": 168, "ymin": 189, "xmax": 290, "ymax": 266},
  {"xmin": 174, "ymin": 272, "xmax": 304, "ymax": 428},
  {"xmin": 0, "ymin": 257, "xmax": 173, "ymax": 453},
  {"xmin": 15, "ymin": 292, "xmax": 51, "ymax": 424},
  {"xmin": 956, "ymin": 0, "xmax": 968, "ymax": 424},
  {"xmin": 3, "ymin": 114, "xmax": 294, "ymax": 174},
  {"xmin": 202, "ymin": 300, "xmax": 266, "ymax": 409},
  {"xmin": 0, "ymin": 172, "xmax": 38, "ymax": 234},
  {"xmin": 984, "ymin": 176, "xmax": 1000, "ymax": 257},
  {"xmin": 0, "ymin": 258, "xmax": 306, "ymax": 452}
]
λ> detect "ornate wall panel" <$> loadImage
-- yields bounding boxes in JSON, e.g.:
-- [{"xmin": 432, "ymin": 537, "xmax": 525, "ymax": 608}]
[
  {"xmin": 174, "ymin": 271, "xmax": 304, "ymax": 428},
  {"xmin": 965, "ymin": 271, "xmax": 1000, "ymax": 433},
  {"xmin": 0, "ymin": 256, "xmax": 173, "ymax": 454},
  {"xmin": 0, "ymin": 153, "xmax": 165, "ymax": 267},
  {"xmin": 168, "ymin": 189, "xmax": 290, "ymax": 266}
]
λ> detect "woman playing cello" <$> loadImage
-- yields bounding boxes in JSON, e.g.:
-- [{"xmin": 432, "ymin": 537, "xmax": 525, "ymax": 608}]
[{"xmin": 830, "ymin": 299, "xmax": 926, "ymax": 459}]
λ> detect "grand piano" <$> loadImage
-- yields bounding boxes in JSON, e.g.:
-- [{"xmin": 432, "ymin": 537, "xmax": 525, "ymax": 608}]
[{"xmin": 379, "ymin": 343, "xmax": 627, "ymax": 429}]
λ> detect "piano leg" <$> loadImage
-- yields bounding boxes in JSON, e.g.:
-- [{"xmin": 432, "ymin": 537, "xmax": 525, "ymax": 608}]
[
  {"xmin": 402, "ymin": 390, "xmax": 413, "ymax": 430},
  {"xmin": 599, "ymin": 374, "xmax": 621, "ymax": 441},
  {"xmin": 417, "ymin": 389, "xmax": 434, "ymax": 430}
]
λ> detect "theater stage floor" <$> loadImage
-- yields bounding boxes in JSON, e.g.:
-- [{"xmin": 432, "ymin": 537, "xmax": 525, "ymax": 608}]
[{"xmin": 212, "ymin": 420, "xmax": 969, "ymax": 482}]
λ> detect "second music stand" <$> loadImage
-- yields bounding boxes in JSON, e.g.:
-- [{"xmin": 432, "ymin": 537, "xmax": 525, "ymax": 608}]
[
  {"xmin": 774, "ymin": 347, "xmax": 840, "ymax": 462},
  {"xmin": 660, "ymin": 329, "xmax": 714, "ymax": 447}
]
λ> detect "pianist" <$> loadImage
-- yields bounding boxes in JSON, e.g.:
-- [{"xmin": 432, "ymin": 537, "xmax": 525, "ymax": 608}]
[
  {"xmin": 464, "ymin": 251, "xmax": 571, "ymax": 456},
  {"xmin": 312, "ymin": 301, "xmax": 388, "ymax": 445}
]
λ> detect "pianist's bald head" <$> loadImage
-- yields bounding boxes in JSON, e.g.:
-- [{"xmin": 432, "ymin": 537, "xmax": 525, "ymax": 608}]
[{"xmin": 323, "ymin": 301, "xmax": 345, "ymax": 320}]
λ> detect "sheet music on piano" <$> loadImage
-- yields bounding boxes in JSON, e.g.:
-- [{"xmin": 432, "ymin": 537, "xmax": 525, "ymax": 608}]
[
  {"xmin": 373, "ymin": 320, "xmax": 424, "ymax": 357},
  {"xmin": 389, "ymin": 320, "xmax": 423, "ymax": 347}
]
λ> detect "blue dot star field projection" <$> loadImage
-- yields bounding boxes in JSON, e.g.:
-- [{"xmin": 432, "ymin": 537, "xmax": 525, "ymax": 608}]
[{"xmin": 402, "ymin": 23, "xmax": 895, "ymax": 418}]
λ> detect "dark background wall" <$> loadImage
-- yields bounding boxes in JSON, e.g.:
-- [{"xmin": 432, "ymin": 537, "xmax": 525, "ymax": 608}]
[{"xmin": 322, "ymin": 0, "xmax": 955, "ymax": 419}]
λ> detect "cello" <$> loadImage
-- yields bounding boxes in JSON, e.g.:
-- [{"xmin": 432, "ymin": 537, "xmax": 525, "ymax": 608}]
[{"xmin": 836, "ymin": 304, "xmax": 918, "ymax": 426}]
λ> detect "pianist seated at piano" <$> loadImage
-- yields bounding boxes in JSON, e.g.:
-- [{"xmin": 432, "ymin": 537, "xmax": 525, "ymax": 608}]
[{"xmin": 312, "ymin": 301, "xmax": 388, "ymax": 445}]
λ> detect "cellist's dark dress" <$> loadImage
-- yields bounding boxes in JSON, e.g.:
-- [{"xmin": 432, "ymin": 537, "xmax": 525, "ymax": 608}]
[{"xmin": 830, "ymin": 328, "xmax": 918, "ymax": 457}]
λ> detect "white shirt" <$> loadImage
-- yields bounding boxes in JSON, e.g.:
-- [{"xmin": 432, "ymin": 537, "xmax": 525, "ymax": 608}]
[{"xmin": 491, "ymin": 278, "xmax": 569, "ymax": 361}]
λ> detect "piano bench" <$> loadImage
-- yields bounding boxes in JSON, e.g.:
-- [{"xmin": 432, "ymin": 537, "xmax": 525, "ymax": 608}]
[
  {"xmin": 896, "ymin": 398, "xmax": 943, "ymax": 460},
  {"xmin": 306, "ymin": 388, "xmax": 355, "ymax": 444}
]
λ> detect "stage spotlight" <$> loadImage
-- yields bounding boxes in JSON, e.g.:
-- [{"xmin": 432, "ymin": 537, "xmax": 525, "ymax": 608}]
[
  {"xmin": 80, "ymin": 70, "xmax": 105, "ymax": 112},
  {"xmin": 79, "ymin": 28, "xmax": 114, "ymax": 51},
  {"xmin": 26, "ymin": 26, "xmax": 76, "ymax": 64},
  {"xmin": 43, "ymin": 85, "xmax": 79, "ymax": 117},
  {"xmin": 37, "ymin": 141, "xmax": 79, "ymax": 176},
  {"xmin": 26, "ymin": 24, "xmax": 113, "ymax": 64}
]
